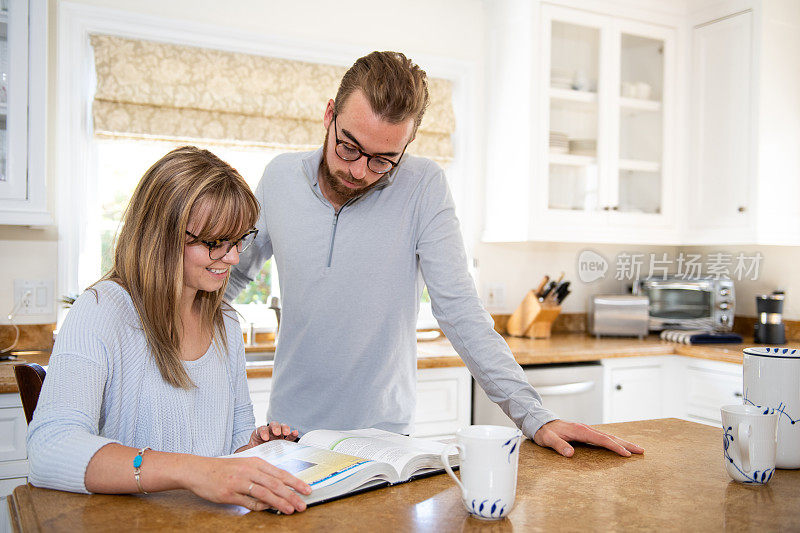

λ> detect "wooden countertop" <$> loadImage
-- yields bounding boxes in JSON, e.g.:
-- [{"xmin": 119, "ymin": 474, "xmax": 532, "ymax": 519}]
[
  {"xmin": 0, "ymin": 335, "xmax": 758, "ymax": 391},
  {"xmin": 9, "ymin": 418, "xmax": 800, "ymax": 531}
]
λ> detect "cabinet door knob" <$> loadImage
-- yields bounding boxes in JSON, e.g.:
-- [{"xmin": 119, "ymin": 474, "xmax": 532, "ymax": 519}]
[
  {"xmin": 612, "ymin": 206, "xmax": 619, "ymax": 211},
  {"xmin": 734, "ymin": 391, "xmax": 743, "ymax": 398},
  {"xmin": 738, "ymin": 206, "xmax": 746, "ymax": 213},
  {"xmin": 603, "ymin": 206, "xmax": 610, "ymax": 211},
  {"xmin": 615, "ymin": 384, "xmax": 622, "ymax": 391}
]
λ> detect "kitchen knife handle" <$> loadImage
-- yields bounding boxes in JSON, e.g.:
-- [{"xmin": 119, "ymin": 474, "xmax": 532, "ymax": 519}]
[
  {"xmin": 534, "ymin": 275, "xmax": 549, "ymax": 297},
  {"xmin": 540, "ymin": 281, "xmax": 556, "ymax": 299}
]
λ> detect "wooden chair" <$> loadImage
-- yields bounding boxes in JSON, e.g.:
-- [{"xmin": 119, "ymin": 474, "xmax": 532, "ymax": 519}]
[{"xmin": 13, "ymin": 363, "xmax": 46, "ymax": 424}]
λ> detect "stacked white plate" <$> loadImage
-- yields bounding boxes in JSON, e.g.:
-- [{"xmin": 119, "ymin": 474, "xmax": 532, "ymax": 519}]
[
  {"xmin": 551, "ymin": 77, "xmax": 572, "ymax": 90},
  {"xmin": 549, "ymin": 131, "xmax": 569, "ymax": 154},
  {"xmin": 568, "ymin": 138, "xmax": 596, "ymax": 156},
  {"xmin": 551, "ymin": 68, "xmax": 573, "ymax": 90}
]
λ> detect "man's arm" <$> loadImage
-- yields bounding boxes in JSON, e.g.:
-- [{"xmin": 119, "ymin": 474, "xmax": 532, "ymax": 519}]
[
  {"xmin": 414, "ymin": 165, "xmax": 642, "ymax": 457},
  {"xmin": 413, "ymin": 165, "xmax": 557, "ymax": 437},
  {"xmin": 225, "ymin": 170, "xmax": 274, "ymax": 301}
]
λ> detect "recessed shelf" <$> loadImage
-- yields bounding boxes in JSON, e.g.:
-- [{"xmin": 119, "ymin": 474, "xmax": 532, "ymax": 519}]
[
  {"xmin": 619, "ymin": 159, "xmax": 660, "ymax": 172},
  {"xmin": 620, "ymin": 97, "xmax": 661, "ymax": 112},
  {"xmin": 549, "ymin": 153, "xmax": 597, "ymax": 166}
]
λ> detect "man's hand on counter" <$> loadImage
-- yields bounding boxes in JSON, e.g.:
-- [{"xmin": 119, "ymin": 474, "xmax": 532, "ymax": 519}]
[{"xmin": 533, "ymin": 420, "xmax": 644, "ymax": 457}]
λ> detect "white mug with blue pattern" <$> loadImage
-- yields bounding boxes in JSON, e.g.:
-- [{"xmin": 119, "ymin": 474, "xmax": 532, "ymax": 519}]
[
  {"xmin": 721, "ymin": 404, "xmax": 778, "ymax": 484},
  {"xmin": 743, "ymin": 347, "xmax": 800, "ymax": 468},
  {"xmin": 440, "ymin": 425, "xmax": 522, "ymax": 520}
]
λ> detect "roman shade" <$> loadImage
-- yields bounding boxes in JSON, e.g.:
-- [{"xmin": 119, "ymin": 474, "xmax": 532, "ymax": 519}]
[{"xmin": 90, "ymin": 35, "xmax": 456, "ymax": 161}]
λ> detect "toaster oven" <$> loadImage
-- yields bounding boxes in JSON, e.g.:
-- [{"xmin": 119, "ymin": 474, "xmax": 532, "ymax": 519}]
[{"xmin": 633, "ymin": 278, "xmax": 735, "ymax": 331}]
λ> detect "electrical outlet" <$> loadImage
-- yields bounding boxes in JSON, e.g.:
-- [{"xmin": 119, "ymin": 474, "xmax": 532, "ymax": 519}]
[
  {"xmin": 485, "ymin": 284, "xmax": 505, "ymax": 308},
  {"xmin": 13, "ymin": 279, "xmax": 54, "ymax": 316}
]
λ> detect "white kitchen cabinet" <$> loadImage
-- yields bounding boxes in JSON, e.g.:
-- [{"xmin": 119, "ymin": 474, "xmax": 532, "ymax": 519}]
[
  {"xmin": 687, "ymin": 2, "xmax": 800, "ymax": 245},
  {"xmin": 246, "ymin": 368, "xmax": 470, "ymax": 439},
  {"xmin": 683, "ymin": 358, "xmax": 743, "ymax": 427},
  {"xmin": 534, "ymin": 6, "xmax": 678, "ymax": 244},
  {"xmin": 602, "ymin": 356, "xmax": 665, "ymax": 423},
  {"xmin": 413, "ymin": 367, "xmax": 471, "ymax": 439},
  {"xmin": 0, "ymin": 394, "xmax": 28, "ymax": 498},
  {"xmin": 599, "ymin": 355, "xmax": 742, "ymax": 426},
  {"xmin": 0, "ymin": 0, "xmax": 47, "ymax": 226},
  {"xmin": 247, "ymin": 377, "xmax": 272, "ymax": 425},
  {"xmin": 483, "ymin": 1, "xmax": 682, "ymax": 244}
]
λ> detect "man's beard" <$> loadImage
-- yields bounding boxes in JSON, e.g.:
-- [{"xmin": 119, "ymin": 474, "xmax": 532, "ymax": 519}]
[{"xmin": 319, "ymin": 130, "xmax": 379, "ymax": 203}]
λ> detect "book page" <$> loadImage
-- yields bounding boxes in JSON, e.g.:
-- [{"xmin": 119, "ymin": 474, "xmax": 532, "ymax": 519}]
[
  {"xmin": 231, "ymin": 440, "xmax": 375, "ymax": 489},
  {"xmin": 299, "ymin": 428, "xmax": 449, "ymax": 479}
]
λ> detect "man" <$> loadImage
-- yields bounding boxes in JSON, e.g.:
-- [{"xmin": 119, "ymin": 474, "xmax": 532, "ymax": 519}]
[{"xmin": 226, "ymin": 51, "xmax": 642, "ymax": 458}]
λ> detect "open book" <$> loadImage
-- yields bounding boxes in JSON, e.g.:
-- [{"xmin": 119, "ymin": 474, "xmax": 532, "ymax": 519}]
[{"xmin": 232, "ymin": 428, "xmax": 458, "ymax": 506}]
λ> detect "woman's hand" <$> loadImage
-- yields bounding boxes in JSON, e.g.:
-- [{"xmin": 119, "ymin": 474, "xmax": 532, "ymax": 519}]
[
  {"xmin": 183, "ymin": 455, "xmax": 311, "ymax": 513},
  {"xmin": 240, "ymin": 422, "xmax": 299, "ymax": 452}
]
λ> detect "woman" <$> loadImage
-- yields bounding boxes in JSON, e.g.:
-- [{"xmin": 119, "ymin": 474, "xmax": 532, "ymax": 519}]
[{"xmin": 27, "ymin": 146, "xmax": 310, "ymax": 514}]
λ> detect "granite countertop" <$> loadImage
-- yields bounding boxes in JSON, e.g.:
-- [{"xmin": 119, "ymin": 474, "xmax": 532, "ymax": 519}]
[
  {"xmin": 415, "ymin": 333, "xmax": 751, "ymax": 367},
  {"xmin": 0, "ymin": 334, "xmax": 757, "ymax": 392},
  {"xmin": 9, "ymin": 418, "xmax": 800, "ymax": 531}
]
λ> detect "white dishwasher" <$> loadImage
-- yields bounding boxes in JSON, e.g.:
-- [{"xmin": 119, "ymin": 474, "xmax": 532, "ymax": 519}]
[{"xmin": 472, "ymin": 362, "xmax": 604, "ymax": 427}]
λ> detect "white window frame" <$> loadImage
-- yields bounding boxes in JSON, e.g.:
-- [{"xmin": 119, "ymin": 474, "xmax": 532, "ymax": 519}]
[{"xmin": 56, "ymin": 2, "xmax": 477, "ymax": 330}]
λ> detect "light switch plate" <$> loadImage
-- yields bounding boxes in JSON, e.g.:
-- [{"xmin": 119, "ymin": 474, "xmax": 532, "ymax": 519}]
[
  {"xmin": 13, "ymin": 279, "xmax": 54, "ymax": 315},
  {"xmin": 485, "ymin": 284, "xmax": 505, "ymax": 308}
]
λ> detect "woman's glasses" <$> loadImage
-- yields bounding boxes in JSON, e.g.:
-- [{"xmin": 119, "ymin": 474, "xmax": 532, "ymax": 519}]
[{"xmin": 185, "ymin": 228, "xmax": 258, "ymax": 260}]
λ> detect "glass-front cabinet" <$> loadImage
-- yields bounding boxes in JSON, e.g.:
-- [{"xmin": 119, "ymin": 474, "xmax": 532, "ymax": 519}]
[
  {"xmin": 534, "ymin": 5, "xmax": 676, "ymax": 242},
  {"xmin": 0, "ymin": 0, "xmax": 46, "ymax": 225}
]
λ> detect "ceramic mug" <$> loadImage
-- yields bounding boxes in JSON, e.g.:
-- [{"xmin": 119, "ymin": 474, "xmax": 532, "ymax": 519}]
[
  {"xmin": 440, "ymin": 425, "xmax": 522, "ymax": 520},
  {"xmin": 743, "ymin": 347, "xmax": 800, "ymax": 468},
  {"xmin": 721, "ymin": 404, "xmax": 778, "ymax": 484}
]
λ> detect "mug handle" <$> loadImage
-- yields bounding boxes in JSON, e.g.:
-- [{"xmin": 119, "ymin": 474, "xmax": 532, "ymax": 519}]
[
  {"xmin": 440, "ymin": 443, "xmax": 466, "ymax": 499},
  {"xmin": 738, "ymin": 422, "xmax": 752, "ymax": 473}
]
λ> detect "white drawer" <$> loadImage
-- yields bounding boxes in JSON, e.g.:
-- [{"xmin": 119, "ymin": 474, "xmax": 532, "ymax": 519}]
[
  {"xmin": 0, "ymin": 477, "xmax": 25, "ymax": 497},
  {"xmin": 686, "ymin": 364, "xmax": 742, "ymax": 424},
  {"xmin": 413, "ymin": 368, "xmax": 471, "ymax": 438},
  {"xmin": 0, "ymin": 408, "xmax": 26, "ymax": 463}
]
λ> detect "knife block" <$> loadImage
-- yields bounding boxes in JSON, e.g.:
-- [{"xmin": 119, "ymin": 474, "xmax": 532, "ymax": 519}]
[{"xmin": 506, "ymin": 290, "xmax": 562, "ymax": 339}]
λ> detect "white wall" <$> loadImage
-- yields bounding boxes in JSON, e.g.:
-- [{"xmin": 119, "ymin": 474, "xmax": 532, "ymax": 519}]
[{"xmin": 475, "ymin": 242, "xmax": 680, "ymax": 314}]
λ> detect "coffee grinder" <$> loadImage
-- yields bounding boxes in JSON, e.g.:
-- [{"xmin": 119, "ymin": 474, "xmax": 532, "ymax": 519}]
[{"xmin": 754, "ymin": 291, "xmax": 786, "ymax": 344}]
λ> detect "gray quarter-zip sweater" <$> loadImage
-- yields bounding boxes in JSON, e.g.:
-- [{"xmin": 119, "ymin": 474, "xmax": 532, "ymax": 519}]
[{"xmin": 226, "ymin": 148, "xmax": 558, "ymax": 437}]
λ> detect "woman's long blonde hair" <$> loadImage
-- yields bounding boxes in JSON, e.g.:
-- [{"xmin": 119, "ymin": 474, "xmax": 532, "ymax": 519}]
[{"xmin": 100, "ymin": 146, "xmax": 259, "ymax": 389}]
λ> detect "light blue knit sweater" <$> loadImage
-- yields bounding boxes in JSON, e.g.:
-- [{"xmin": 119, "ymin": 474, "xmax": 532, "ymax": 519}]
[{"xmin": 26, "ymin": 281, "xmax": 255, "ymax": 494}]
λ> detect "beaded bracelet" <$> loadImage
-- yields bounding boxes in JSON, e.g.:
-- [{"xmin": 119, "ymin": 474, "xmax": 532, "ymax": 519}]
[{"xmin": 133, "ymin": 447, "xmax": 152, "ymax": 494}]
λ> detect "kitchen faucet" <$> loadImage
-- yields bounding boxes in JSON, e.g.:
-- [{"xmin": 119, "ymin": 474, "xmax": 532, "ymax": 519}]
[{"xmin": 269, "ymin": 296, "xmax": 281, "ymax": 334}]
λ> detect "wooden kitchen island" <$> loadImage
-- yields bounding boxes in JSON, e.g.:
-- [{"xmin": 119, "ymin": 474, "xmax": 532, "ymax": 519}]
[{"xmin": 8, "ymin": 419, "xmax": 799, "ymax": 531}]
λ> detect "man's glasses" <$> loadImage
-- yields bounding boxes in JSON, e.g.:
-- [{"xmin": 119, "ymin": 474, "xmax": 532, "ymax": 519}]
[
  {"xmin": 185, "ymin": 228, "xmax": 258, "ymax": 260},
  {"xmin": 332, "ymin": 113, "xmax": 406, "ymax": 174}
]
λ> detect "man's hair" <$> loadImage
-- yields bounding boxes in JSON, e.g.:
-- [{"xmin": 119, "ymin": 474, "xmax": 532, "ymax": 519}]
[{"xmin": 335, "ymin": 51, "xmax": 429, "ymax": 136}]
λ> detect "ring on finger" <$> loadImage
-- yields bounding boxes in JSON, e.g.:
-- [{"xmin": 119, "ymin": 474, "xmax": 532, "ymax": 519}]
[{"xmin": 247, "ymin": 482, "xmax": 254, "ymax": 497}]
